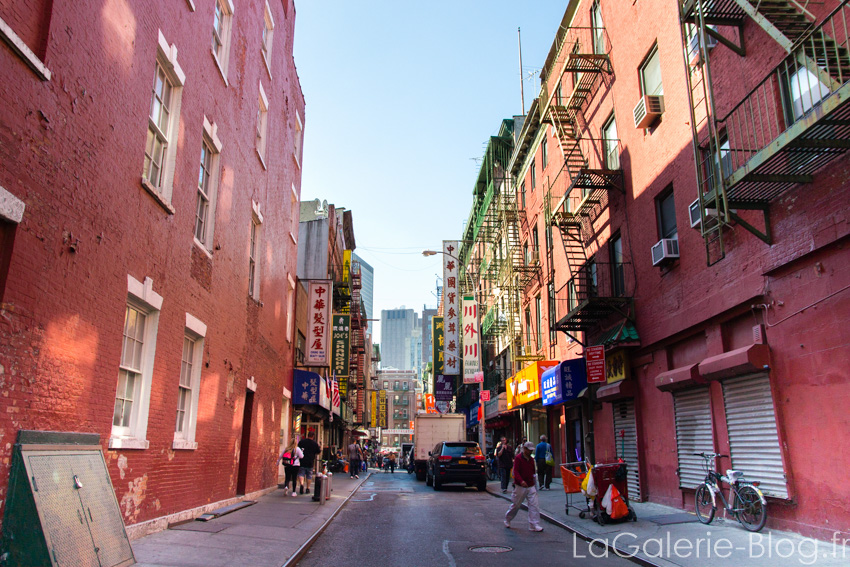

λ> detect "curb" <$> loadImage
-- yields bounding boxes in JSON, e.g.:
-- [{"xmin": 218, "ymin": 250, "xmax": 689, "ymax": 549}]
[
  {"xmin": 282, "ymin": 472, "xmax": 372, "ymax": 567},
  {"xmin": 486, "ymin": 487, "xmax": 664, "ymax": 567}
]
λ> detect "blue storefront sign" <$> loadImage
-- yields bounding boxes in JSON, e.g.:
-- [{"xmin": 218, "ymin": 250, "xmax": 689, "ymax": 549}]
[
  {"xmin": 467, "ymin": 402, "xmax": 480, "ymax": 428},
  {"xmin": 293, "ymin": 369, "xmax": 322, "ymax": 405},
  {"xmin": 541, "ymin": 359, "xmax": 588, "ymax": 406}
]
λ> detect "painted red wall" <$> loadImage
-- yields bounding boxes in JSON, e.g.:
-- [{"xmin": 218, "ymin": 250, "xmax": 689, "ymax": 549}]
[{"xmin": 0, "ymin": 0, "xmax": 304, "ymax": 528}]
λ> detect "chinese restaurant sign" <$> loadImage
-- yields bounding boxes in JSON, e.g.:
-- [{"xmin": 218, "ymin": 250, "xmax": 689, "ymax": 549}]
[
  {"xmin": 442, "ymin": 241, "xmax": 460, "ymax": 375},
  {"xmin": 432, "ymin": 316, "xmax": 444, "ymax": 375},
  {"xmin": 306, "ymin": 281, "xmax": 331, "ymax": 366},
  {"xmin": 462, "ymin": 295, "xmax": 482, "ymax": 384},
  {"xmin": 378, "ymin": 389, "xmax": 387, "ymax": 428},
  {"xmin": 370, "ymin": 391, "xmax": 378, "ymax": 428},
  {"xmin": 331, "ymin": 314, "xmax": 350, "ymax": 379}
]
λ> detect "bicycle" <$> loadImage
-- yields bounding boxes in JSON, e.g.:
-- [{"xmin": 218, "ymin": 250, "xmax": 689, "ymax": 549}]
[
  {"xmin": 486, "ymin": 452, "xmax": 498, "ymax": 481},
  {"xmin": 693, "ymin": 452, "xmax": 767, "ymax": 532}
]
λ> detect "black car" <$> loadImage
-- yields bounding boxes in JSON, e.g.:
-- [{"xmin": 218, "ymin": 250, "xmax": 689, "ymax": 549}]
[{"xmin": 426, "ymin": 441, "xmax": 487, "ymax": 491}]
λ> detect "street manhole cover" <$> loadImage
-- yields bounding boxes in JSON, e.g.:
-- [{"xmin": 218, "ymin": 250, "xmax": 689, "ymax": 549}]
[{"xmin": 469, "ymin": 546, "xmax": 512, "ymax": 553}]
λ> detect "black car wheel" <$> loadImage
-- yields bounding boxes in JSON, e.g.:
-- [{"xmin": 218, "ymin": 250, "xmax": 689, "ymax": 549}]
[{"xmin": 426, "ymin": 469, "xmax": 433, "ymax": 487}]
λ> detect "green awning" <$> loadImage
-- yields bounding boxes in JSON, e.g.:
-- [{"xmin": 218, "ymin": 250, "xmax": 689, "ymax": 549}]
[{"xmin": 596, "ymin": 320, "xmax": 640, "ymax": 347}]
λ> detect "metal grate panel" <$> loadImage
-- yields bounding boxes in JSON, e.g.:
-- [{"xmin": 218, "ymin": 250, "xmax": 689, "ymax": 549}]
[
  {"xmin": 673, "ymin": 388, "xmax": 714, "ymax": 489},
  {"xmin": 613, "ymin": 399, "xmax": 641, "ymax": 501}
]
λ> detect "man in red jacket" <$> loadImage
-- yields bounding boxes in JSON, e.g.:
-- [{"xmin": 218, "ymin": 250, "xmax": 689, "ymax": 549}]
[{"xmin": 504, "ymin": 441, "xmax": 544, "ymax": 531}]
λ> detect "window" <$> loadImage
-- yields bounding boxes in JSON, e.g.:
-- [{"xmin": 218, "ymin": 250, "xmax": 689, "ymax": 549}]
[
  {"xmin": 294, "ymin": 111, "xmax": 304, "ymax": 168},
  {"xmin": 286, "ymin": 273, "xmax": 296, "ymax": 341},
  {"xmin": 602, "ymin": 114, "xmax": 619, "ymax": 169},
  {"xmin": 532, "ymin": 226, "xmax": 540, "ymax": 262},
  {"xmin": 248, "ymin": 201, "xmax": 263, "ymax": 300},
  {"xmin": 261, "ymin": 1, "xmax": 275, "ymax": 75},
  {"xmin": 530, "ymin": 158, "xmax": 537, "ymax": 190},
  {"xmin": 786, "ymin": 67, "xmax": 829, "ymax": 122},
  {"xmin": 296, "ymin": 331, "xmax": 306, "ymax": 364},
  {"xmin": 656, "ymin": 187, "xmax": 678, "ymax": 240},
  {"xmin": 541, "ymin": 136, "xmax": 548, "ymax": 168},
  {"xmin": 587, "ymin": 258, "xmax": 598, "ymax": 298},
  {"xmin": 520, "ymin": 179, "xmax": 526, "ymax": 209},
  {"xmin": 142, "ymin": 31, "xmax": 185, "ymax": 209},
  {"xmin": 175, "ymin": 314, "xmax": 206, "ymax": 449},
  {"xmin": 0, "ymin": 186, "xmax": 24, "ymax": 301},
  {"xmin": 0, "ymin": 10, "xmax": 51, "ymax": 80},
  {"xmin": 548, "ymin": 283, "xmax": 557, "ymax": 343},
  {"xmin": 640, "ymin": 46, "xmax": 663, "ymax": 96},
  {"xmin": 568, "ymin": 279, "xmax": 577, "ymax": 311},
  {"xmin": 555, "ymin": 84, "xmax": 563, "ymax": 106},
  {"xmin": 256, "ymin": 83, "xmax": 269, "ymax": 164},
  {"xmin": 591, "ymin": 2, "xmax": 605, "ymax": 55},
  {"xmin": 535, "ymin": 296, "xmax": 543, "ymax": 350},
  {"xmin": 524, "ymin": 307, "xmax": 532, "ymax": 351},
  {"xmin": 403, "ymin": 381, "xmax": 409, "ymax": 390},
  {"xmin": 611, "ymin": 235, "xmax": 625, "ymax": 297},
  {"xmin": 212, "ymin": 0, "xmax": 234, "ymax": 81},
  {"xmin": 110, "ymin": 275, "xmax": 163, "ymax": 449},
  {"xmin": 394, "ymin": 381, "xmax": 400, "ymax": 390},
  {"xmin": 383, "ymin": 380, "xmax": 389, "ymax": 389},
  {"xmin": 195, "ymin": 117, "xmax": 223, "ymax": 249}
]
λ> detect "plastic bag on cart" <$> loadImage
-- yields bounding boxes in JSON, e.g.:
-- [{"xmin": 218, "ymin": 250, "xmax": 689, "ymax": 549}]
[
  {"xmin": 610, "ymin": 486, "xmax": 629, "ymax": 520},
  {"xmin": 601, "ymin": 484, "xmax": 613, "ymax": 515},
  {"xmin": 582, "ymin": 465, "xmax": 597, "ymax": 498}
]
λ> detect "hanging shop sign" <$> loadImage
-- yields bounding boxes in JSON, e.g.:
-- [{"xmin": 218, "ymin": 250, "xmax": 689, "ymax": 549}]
[
  {"xmin": 383, "ymin": 429, "xmax": 414, "ymax": 435},
  {"xmin": 370, "ymin": 391, "xmax": 378, "ymax": 428},
  {"xmin": 434, "ymin": 374, "xmax": 454, "ymax": 402},
  {"xmin": 506, "ymin": 360, "xmax": 558, "ymax": 409},
  {"xmin": 432, "ymin": 317, "xmax": 445, "ymax": 375},
  {"xmin": 442, "ymin": 241, "xmax": 460, "ymax": 375},
  {"xmin": 306, "ymin": 280, "xmax": 332, "ymax": 366},
  {"xmin": 424, "ymin": 393, "xmax": 437, "ymax": 413},
  {"xmin": 484, "ymin": 392, "xmax": 508, "ymax": 420},
  {"xmin": 331, "ymin": 314, "xmax": 350, "ymax": 378},
  {"xmin": 462, "ymin": 295, "xmax": 482, "ymax": 384},
  {"xmin": 480, "ymin": 389, "xmax": 491, "ymax": 402},
  {"xmin": 606, "ymin": 350, "xmax": 630, "ymax": 383},
  {"xmin": 342, "ymin": 250, "xmax": 351, "ymax": 289},
  {"xmin": 467, "ymin": 402, "xmax": 480, "ymax": 428},
  {"xmin": 585, "ymin": 345, "xmax": 606, "ymax": 384},
  {"xmin": 378, "ymin": 389, "xmax": 388, "ymax": 428},
  {"xmin": 293, "ymin": 369, "xmax": 322, "ymax": 406},
  {"xmin": 542, "ymin": 359, "xmax": 588, "ymax": 406}
]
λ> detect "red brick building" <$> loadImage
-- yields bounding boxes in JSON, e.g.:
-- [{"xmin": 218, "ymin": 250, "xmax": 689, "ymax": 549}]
[
  {"xmin": 0, "ymin": 0, "xmax": 305, "ymax": 534},
  {"xmin": 500, "ymin": 0, "xmax": 849, "ymax": 540}
]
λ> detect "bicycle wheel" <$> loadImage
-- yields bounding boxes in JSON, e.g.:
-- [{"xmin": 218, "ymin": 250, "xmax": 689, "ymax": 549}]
[
  {"xmin": 737, "ymin": 485, "xmax": 767, "ymax": 532},
  {"xmin": 694, "ymin": 484, "xmax": 715, "ymax": 524}
]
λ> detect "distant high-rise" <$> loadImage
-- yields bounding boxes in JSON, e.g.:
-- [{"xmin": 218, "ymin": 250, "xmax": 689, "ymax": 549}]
[
  {"xmin": 421, "ymin": 307, "xmax": 438, "ymax": 370},
  {"xmin": 380, "ymin": 308, "xmax": 419, "ymax": 371},
  {"xmin": 353, "ymin": 253, "xmax": 374, "ymax": 323}
]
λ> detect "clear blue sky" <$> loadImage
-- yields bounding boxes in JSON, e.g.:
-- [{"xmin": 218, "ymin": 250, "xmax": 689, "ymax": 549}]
[{"xmin": 293, "ymin": 2, "xmax": 568, "ymax": 339}]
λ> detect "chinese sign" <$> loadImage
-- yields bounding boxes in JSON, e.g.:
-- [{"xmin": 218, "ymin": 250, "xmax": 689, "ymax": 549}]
[
  {"xmin": 293, "ymin": 369, "xmax": 321, "ymax": 405},
  {"xmin": 432, "ymin": 316, "xmax": 444, "ymax": 375},
  {"xmin": 306, "ymin": 280, "xmax": 332, "ymax": 366},
  {"xmin": 506, "ymin": 361, "xmax": 557, "ymax": 409},
  {"xmin": 378, "ymin": 389, "xmax": 387, "ymax": 428},
  {"xmin": 342, "ymin": 250, "xmax": 351, "ymax": 288},
  {"xmin": 370, "ymin": 391, "xmax": 377, "ymax": 428},
  {"xmin": 462, "ymin": 295, "xmax": 481, "ymax": 384},
  {"xmin": 480, "ymin": 389, "xmax": 491, "ymax": 402},
  {"xmin": 586, "ymin": 345, "xmax": 606, "ymax": 384},
  {"xmin": 442, "ymin": 241, "xmax": 460, "ymax": 375},
  {"xmin": 434, "ymin": 374, "xmax": 454, "ymax": 413},
  {"xmin": 542, "ymin": 359, "xmax": 588, "ymax": 406},
  {"xmin": 331, "ymin": 314, "xmax": 350, "ymax": 378},
  {"xmin": 606, "ymin": 350, "xmax": 630, "ymax": 383}
]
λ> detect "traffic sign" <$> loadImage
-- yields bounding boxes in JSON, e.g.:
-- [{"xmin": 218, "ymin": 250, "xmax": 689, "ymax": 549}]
[{"xmin": 586, "ymin": 345, "xmax": 606, "ymax": 384}]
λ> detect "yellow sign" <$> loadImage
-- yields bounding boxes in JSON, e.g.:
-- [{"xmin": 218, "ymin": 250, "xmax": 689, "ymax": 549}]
[
  {"xmin": 343, "ymin": 250, "xmax": 351, "ymax": 287},
  {"xmin": 506, "ymin": 360, "xmax": 558, "ymax": 409},
  {"xmin": 606, "ymin": 350, "xmax": 630, "ymax": 383}
]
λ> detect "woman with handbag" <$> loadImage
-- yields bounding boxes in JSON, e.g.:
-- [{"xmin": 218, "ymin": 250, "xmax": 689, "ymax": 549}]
[{"xmin": 279, "ymin": 438, "xmax": 303, "ymax": 497}]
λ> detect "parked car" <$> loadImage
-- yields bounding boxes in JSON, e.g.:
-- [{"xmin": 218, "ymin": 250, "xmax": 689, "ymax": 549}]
[{"xmin": 426, "ymin": 441, "xmax": 487, "ymax": 491}]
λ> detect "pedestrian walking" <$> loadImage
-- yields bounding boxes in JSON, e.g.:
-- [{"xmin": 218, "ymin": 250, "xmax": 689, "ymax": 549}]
[
  {"xmin": 535, "ymin": 435, "xmax": 553, "ymax": 490},
  {"xmin": 514, "ymin": 436, "xmax": 528, "ymax": 456},
  {"xmin": 388, "ymin": 452, "xmax": 396, "ymax": 473},
  {"xmin": 495, "ymin": 436, "xmax": 513, "ymax": 493},
  {"xmin": 347, "ymin": 440, "xmax": 363, "ymax": 479},
  {"xmin": 297, "ymin": 431, "xmax": 321, "ymax": 495},
  {"xmin": 504, "ymin": 441, "xmax": 544, "ymax": 532},
  {"xmin": 279, "ymin": 438, "xmax": 303, "ymax": 497}
]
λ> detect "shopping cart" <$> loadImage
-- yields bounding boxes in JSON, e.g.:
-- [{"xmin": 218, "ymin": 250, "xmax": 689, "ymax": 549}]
[
  {"xmin": 588, "ymin": 462, "xmax": 637, "ymax": 524},
  {"xmin": 560, "ymin": 461, "xmax": 591, "ymax": 516}
]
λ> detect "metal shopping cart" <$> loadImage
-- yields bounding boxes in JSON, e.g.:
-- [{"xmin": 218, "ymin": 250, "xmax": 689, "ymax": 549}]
[
  {"xmin": 560, "ymin": 461, "xmax": 591, "ymax": 516},
  {"xmin": 588, "ymin": 462, "xmax": 637, "ymax": 525}
]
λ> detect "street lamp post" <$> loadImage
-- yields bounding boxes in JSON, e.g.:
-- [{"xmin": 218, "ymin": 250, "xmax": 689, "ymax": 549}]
[{"xmin": 422, "ymin": 249, "xmax": 487, "ymax": 455}]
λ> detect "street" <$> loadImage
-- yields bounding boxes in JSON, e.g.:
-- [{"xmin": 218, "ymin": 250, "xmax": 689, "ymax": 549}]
[{"xmin": 296, "ymin": 470, "xmax": 632, "ymax": 567}]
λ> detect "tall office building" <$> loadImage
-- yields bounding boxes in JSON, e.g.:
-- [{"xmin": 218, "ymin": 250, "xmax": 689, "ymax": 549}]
[
  {"xmin": 353, "ymin": 253, "xmax": 374, "ymax": 324},
  {"xmin": 420, "ymin": 307, "xmax": 438, "ymax": 375},
  {"xmin": 380, "ymin": 307, "xmax": 419, "ymax": 371}
]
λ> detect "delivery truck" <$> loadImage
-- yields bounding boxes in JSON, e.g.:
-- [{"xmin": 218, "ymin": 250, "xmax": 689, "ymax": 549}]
[{"xmin": 411, "ymin": 413, "xmax": 465, "ymax": 481}]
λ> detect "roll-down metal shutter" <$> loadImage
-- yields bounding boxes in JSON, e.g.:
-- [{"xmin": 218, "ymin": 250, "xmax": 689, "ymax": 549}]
[
  {"xmin": 612, "ymin": 399, "xmax": 641, "ymax": 501},
  {"xmin": 722, "ymin": 373, "xmax": 788, "ymax": 499},
  {"xmin": 673, "ymin": 387, "xmax": 713, "ymax": 489}
]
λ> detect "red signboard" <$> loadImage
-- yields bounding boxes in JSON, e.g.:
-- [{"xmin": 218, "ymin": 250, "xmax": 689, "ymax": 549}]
[
  {"xmin": 585, "ymin": 345, "xmax": 606, "ymax": 384},
  {"xmin": 480, "ymin": 389, "xmax": 491, "ymax": 402}
]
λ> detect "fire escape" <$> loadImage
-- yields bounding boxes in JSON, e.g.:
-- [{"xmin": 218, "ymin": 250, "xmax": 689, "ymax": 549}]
[
  {"xmin": 682, "ymin": 0, "xmax": 850, "ymax": 264},
  {"xmin": 537, "ymin": 23, "xmax": 630, "ymax": 341}
]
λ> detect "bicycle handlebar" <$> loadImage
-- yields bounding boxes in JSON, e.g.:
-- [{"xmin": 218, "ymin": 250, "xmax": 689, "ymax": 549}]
[{"xmin": 692, "ymin": 452, "xmax": 729, "ymax": 459}]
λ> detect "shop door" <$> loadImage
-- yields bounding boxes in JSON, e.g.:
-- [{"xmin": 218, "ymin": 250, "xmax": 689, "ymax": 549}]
[
  {"xmin": 673, "ymin": 387, "xmax": 713, "ymax": 489},
  {"xmin": 236, "ymin": 389, "xmax": 254, "ymax": 495},
  {"xmin": 722, "ymin": 373, "xmax": 788, "ymax": 498},
  {"xmin": 612, "ymin": 399, "xmax": 641, "ymax": 501},
  {"xmin": 564, "ymin": 406, "xmax": 584, "ymax": 464}
]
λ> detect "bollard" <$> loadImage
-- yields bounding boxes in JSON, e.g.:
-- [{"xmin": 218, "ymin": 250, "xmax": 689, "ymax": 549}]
[
  {"xmin": 312, "ymin": 473, "xmax": 323, "ymax": 503},
  {"xmin": 325, "ymin": 472, "xmax": 333, "ymax": 500}
]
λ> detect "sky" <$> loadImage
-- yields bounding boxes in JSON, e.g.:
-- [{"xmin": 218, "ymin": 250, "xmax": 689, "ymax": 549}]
[{"xmin": 293, "ymin": 2, "xmax": 569, "ymax": 340}]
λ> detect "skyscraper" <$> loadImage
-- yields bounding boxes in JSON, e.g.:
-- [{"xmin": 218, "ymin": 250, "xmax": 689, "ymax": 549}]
[
  {"xmin": 380, "ymin": 307, "xmax": 418, "ymax": 371},
  {"xmin": 353, "ymin": 253, "xmax": 374, "ymax": 324}
]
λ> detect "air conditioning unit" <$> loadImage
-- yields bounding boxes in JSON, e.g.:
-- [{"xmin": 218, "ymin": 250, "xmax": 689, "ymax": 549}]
[
  {"xmin": 651, "ymin": 238, "xmax": 680, "ymax": 266},
  {"xmin": 688, "ymin": 28, "xmax": 719, "ymax": 66},
  {"xmin": 634, "ymin": 95, "xmax": 665, "ymax": 129},
  {"xmin": 688, "ymin": 198, "xmax": 715, "ymax": 228}
]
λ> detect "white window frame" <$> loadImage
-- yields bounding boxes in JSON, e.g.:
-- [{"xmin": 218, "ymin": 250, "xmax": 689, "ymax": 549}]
[
  {"xmin": 174, "ymin": 313, "xmax": 206, "ymax": 450},
  {"xmin": 249, "ymin": 200, "xmax": 264, "ymax": 301},
  {"xmin": 286, "ymin": 273, "xmax": 296, "ymax": 342},
  {"xmin": 0, "ymin": 15, "xmax": 51, "ymax": 80},
  {"xmin": 195, "ymin": 116, "xmax": 223, "ymax": 253},
  {"xmin": 256, "ymin": 82, "xmax": 269, "ymax": 167},
  {"xmin": 142, "ymin": 31, "xmax": 185, "ymax": 213},
  {"xmin": 290, "ymin": 183, "xmax": 299, "ymax": 244},
  {"xmin": 212, "ymin": 0, "xmax": 235, "ymax": 84},
  {"xmin": 261, "ymin": 1, "xmax": 275, "ymax": 78},
  {"xmin": 109, "ymin": 276, "xmax": 163, "ymax": 449},
  {"xmin": 293, "ymin": 110, "xmax": 303, "ymax": 169},
  {"xmin": 602, "ymin": 114, "xmax": 619, "ymax": 169},
  {"xmin": 591, "ymin": 1, "xmax": 605, "ymax": 55},
  {"xmin": 640, "ymin": 45, "xmax": 663, "ymax": 96},
  {"xmin": 788, "ymin": 67, "xmax": 830, "ymax": 121}
]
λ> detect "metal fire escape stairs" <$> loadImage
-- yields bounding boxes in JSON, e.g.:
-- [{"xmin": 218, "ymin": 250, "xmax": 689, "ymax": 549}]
[{"xmin": 681, "ymin": 0, "xmax": 850, "ymax": 264}]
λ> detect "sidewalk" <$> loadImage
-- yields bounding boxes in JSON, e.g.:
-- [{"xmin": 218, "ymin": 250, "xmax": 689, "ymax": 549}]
[
  {"xmin": 131, "ymin": 471, "xmax": 371, "ymax": 567},
  {"xmin": 487, "ymin": 474, "xmax": 848, "ymax": 567}
]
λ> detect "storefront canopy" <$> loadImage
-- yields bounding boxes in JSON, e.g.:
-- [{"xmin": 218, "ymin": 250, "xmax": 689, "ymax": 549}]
[{"xmin": 541, "ymin": 359, "xmax": 588, "ymax": 406}]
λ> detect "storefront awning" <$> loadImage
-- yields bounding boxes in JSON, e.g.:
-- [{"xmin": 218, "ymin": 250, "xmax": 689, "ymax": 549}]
[
  {"xmin": 596, "ymin": 319, "xmax": 640, "ymax": 348},
  {"xmin": 699, "ymin": 343, "xmax": 770, "ymax": 381},
  {"xmin": 654, "ymin": 363, "xmax": 703, "ymax": 392},
  {"xmin": 596, "ymin": 379, "xmax": 637, "ymax": 402},
  {"xmin": 541, "ymin": 359, "xmax": 588, "ymax": 407}
]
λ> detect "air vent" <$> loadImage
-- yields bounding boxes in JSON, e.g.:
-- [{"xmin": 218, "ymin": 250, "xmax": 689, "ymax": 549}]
[
  {"xmin": 651, "ymin": 238, "xmax": 679, "ymax": 266},
  {"xmin": 634, "ymin": 95, "xmax": 664, "ymax": 129}
]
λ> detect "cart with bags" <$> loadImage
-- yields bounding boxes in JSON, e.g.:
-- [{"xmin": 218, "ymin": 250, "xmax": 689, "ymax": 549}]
[
  {"xmin": 560, "ymin": 461, "xmax": 591, "ymax": 516},
  {"xmin": 586, "ymin": 461, "xmax": 637, "ymax": 525}
]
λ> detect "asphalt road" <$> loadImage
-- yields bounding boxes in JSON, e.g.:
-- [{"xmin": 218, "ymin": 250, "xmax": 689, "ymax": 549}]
[{"xmin": 295, "ymin": 469, "xmax": 634, "ymax": 567}]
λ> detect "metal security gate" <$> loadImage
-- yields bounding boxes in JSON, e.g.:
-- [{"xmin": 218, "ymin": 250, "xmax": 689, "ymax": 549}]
[
  {"xmin": 673, "ymin": 387, "xmax": 713, "ymax": 489},
  {"xmin": 723, "ymin": 373, "xmax": 788, "ymax": 499},
  {"xmin": 612, "ymin": 399, "xmax": 641, "ymax": 501}
]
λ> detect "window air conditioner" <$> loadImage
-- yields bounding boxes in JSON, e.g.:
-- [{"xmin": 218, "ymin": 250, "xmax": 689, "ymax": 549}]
[
  {"xmin": 688, "ymin": 198, "xmax": 717, "ymax": 228},
  {"xmin": 688, "ymin": 29, "xmax": 718, "ymax": 66},
  {"xmin": 634, "ymin": 95, "xmax": 665, "ymax": 129},
  {"xmin": 651, "ymin": 238, "xmax": 680, "ymax": 266}
]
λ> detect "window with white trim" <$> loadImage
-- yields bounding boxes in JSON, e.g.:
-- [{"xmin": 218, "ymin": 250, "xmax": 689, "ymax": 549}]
[
  {"xmin": 261, "ymin": 1, "xmax": 275, "ymax": 75},
  {"xmin": 175, "ymin": 313, "xmax": 206, "ymax": 449},
  {"xmin": 110, "ymin": 276, "xmax": 162, "ymax": 449},
  {"xmin": 248, "ymin": 201, "xmax": 264, "ymax": 300},
  {"xmin": 143, "ymin": 31, "xmax": 185, "ymax": 208},
  {"xmin": 294, "ymin": 110, "xmax": 303, "ymax": 168},
  {"xmin": 0, "ymin": 11, "xmax": 52, "ymax": 80},
  {"xmin": 640, "ymin": 45, "xmax": 663, "ymax": 96},
  {"xmin": 212, "ymin": 0, "xmax": 234, "ymax": 81},
  {"xmin": 256, "ymin": 83, "xmax": 269, "ymax": 163},
  {"xmin": 602, "ymin": 114, "xmax": 619, "ymax": 169},
  {"xmin": 195, "ymin": 117, "xmax": 222, "ymax": 249}
]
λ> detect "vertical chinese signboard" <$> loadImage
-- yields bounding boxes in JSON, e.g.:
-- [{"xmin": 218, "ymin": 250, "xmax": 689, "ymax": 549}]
[
  {"xmin": 331, "ymin": 314, "xmax": 350, "ymax": 393},
  {"xmin": 306, "ymin": 281, "xmax": 331, "ymax": 366},
  {"xmin": 432, "ymin": 316, "xmax": 444, "ymax": 375},
  {"xmin": 462, "ymin": 295, "xmax": 481, "ymax": 384},
  {"xmin": 370, "ymin": 391, "xmax": 378, "ymax": 427},
  {"xmin": 442, "ymin": 241, "xmax": 460, "ymax": 375},
  {"xmin": 378, "ymin": 389, "xmax": 387, "ymax": 428}
]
